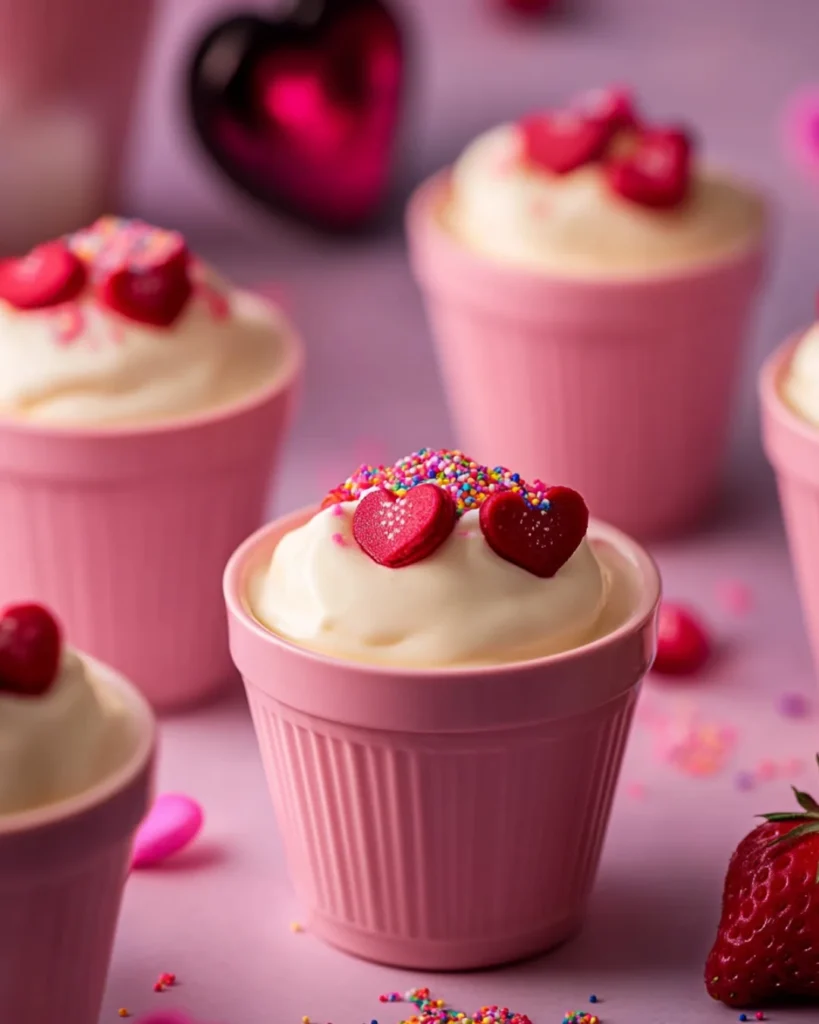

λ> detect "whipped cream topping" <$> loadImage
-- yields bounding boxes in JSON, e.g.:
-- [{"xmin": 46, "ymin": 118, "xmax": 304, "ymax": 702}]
[
  {"xmin": 0, "ymin": 650, "xmax": 128, "ymax": 815},
  {"xmin": 781, "ymin": 323, "xmax": 819, "ymax": 427},
  {"xmin": 444, "ymin": 120, "xmax": 764, "ymax": 277},
  {"xmin": 251, "ymin": 500, "xmax": 608, "ymax": 668},
  {"xmin": 0, "ymin": 219, "xmax": 292, "ymax": 427}
]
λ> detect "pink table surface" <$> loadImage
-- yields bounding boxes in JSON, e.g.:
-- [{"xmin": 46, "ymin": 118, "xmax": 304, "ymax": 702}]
[{"xmin": 101, "ymin": 0, "xmax": 819, "ymax": 1021}]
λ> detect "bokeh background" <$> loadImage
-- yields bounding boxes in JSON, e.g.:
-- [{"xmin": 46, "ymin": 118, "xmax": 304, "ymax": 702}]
[{"xmin": 113, "ymin": 0, "xmax": 819, "ymax": 513}]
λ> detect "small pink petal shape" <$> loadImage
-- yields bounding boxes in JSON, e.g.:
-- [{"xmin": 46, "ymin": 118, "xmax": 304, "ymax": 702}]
[
  {"xmin": 782, "ymin": 86, "xmax": 819, "ymax": 181},
  {"xmin": 714, "ymin": 579, "xmax": 754, "ymax": 615},
  {"xmin": 132, "ymin": 793, "xmax": 204, "ymax": 869}
]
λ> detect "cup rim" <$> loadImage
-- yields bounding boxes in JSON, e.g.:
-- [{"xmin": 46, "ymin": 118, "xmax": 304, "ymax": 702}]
[
  {"xmin": 224, "ymin": 505, "xmax": 662, "ymax": 680},
  {"xmin": 0, "ymin": 294, "xmax": 304, "ymax": 441},
  {"xmin": 0, "ymin": 654, "xmax": 156, "ymax": 836},
  {"xmin": 759, "ymin": 329, "xmax": 819, "ymax": 444},
  {"xmin": 408, "ymin": 169, "xmax": 768, "ymax": 290}
]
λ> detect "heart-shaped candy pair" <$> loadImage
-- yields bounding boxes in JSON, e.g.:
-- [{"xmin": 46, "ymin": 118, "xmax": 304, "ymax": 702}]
[
  {"xmin": 520, "ymin": 88, "xmax": 638, "ymax": 176},
  {"xmin": 352, "ymin": 484, "xmax": 588, "ymax": 577},
  {"xmin": 0, "ymin": 241, "xmax": 86, "ymax": 311}
]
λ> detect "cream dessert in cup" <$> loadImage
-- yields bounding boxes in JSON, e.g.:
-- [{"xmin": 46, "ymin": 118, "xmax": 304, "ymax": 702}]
[
  {"xmin": 0, "ymin": 217, "xmax": 303, "ymax": 710},
  {"xmin": 225, "ymin": 448, "xmax": 660, "ymax": 969},
  {"xmin": 761, "ymin": 310, "xmax": 819, "ymax": 677},
  {"xmin": 407, "ymin": 87, "xmax": 767, "ymax": 538},
  {"xmin": 0, "ymin": 601, "xmax": 155, "ymax": 1024}
]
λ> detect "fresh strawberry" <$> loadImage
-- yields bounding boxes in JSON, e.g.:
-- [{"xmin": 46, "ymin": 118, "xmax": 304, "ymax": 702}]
[
  {"xmin": 652, "ymin": 601, "xmax": 711, "ymax": 675},
  {"xmin": 706, "ymin": 760, "xmax": 819, "ymax": 1007},
  {"xmin": 479, "ymin": 486, "xmax": 588, "ymax": 578},
  {"xmin": 0, "ymin": 603, "xmax": 62, "ymax": 697}
]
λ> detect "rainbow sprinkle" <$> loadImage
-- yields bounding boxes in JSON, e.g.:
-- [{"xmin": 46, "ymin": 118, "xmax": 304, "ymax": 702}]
[
  {"xmin": 378, "ymin": 989, "xmax": 533, "ymax": 1024},
  {"xmin": 562, "ymin": 1014, "xmax": 600, "ymax": 1024},
  {"xmin": 323, "ymin": 449, "xmax": 550, "ymax": 517},
  {"xmin": 69, "ymin": 217, "xmax": 185, "ymax": 276}
]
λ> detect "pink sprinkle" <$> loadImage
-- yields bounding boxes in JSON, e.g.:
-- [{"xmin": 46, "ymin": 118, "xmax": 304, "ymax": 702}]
[
  {"xmin": 332, "ymin": 533, "xmax": 347, "ymax": 547},
  {"xmin": 756, "ymin": 759, "xmax": 778, "ymax": 781},
  {"xmin": 625, "ymin": 781, "xmax": 647, "ymax": 799},
  {"xmin": 715, "ymin": 579, "xmax": 753, "ymax": 615},
  {"xmin": 331, "ymin": 503, "xmax": 345, "ymax": 517}
]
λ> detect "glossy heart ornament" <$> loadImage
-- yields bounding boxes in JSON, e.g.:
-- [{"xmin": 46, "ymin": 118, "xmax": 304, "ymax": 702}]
[
  {"xmin": 131, "ymin": 793, "xmax": 204, "ymax": 869},
  {"xmin": 353, "ymin": 485, "xmax": 456, "ymax": 568},
  {"xmin": 189, "ymin": 0, "xmax": 404, "ymax": 232},
  {"xmin": 479, "ymin": 487, "xmax": 589, "ymax": 578}
]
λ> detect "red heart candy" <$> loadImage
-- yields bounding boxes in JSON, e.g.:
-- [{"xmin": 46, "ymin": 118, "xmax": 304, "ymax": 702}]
[
  {"xmin": 479, "ymin": 487, "xmax": 589, "ymax": 578},
  {"xmin": 0, "ymin": 241, "xmax": 86, "ymax": 310},
  {"xmin": 652, "ymin": 602, "xmax": 711, "ymax": 676},
  {"xmin": 99, "ymin": 244, "xmax": 192, "ymax": 327},
  {"xmin": 520, "ymin": 112, "xmax": 614, "ymax": 175},
  {"xmin": 0, "ymin": 603, "xmax": 62, "ymax": 697},
  {"xmin": 573, "ymin": 86, "xmax": 639, "ymax": 132},
  {"xmin": 353, "ymin": 485, "xmax": 456, "ymax": 568},
  {"xmin": 606, "ymin": 127, "xmax": 692, "ymax": 208}
]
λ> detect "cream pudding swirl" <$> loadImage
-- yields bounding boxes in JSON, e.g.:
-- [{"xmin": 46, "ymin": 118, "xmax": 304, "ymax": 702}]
[
  {"xmin": 444, "ymin": 91, "xmax": 763, "ymax": 277},
  {"xmin": 252, "ymin": 449, "xmax": 609, "ymax": 668},
  {"xmin": 0, "ymin": 650, "xmax": 127, "ymax": 815},
  {"xmin": 0, "ymin": 217, "xmax": 291, "ymax": 426},
  {"xmin": 782, "ymin": 323, "xmax": 819, "ymax": 428}
]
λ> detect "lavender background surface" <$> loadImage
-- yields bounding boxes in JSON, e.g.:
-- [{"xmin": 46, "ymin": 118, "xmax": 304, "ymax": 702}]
[{"xmin": 105, "ymin": 2, "xmax": 819, "ymax": 1021}]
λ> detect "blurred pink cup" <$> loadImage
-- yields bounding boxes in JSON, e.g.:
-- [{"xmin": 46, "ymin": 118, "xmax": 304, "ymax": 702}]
[
  {"xmin": 0, "ymin": 316, "xmax": 303, "ymax": 712},
  {"xmin": 0, "ymin": 0, "xmax": 156, "ymax": 252},
  {"xmin": 0, "ymin": 656, "xmax": 155, "ymax": 1024},
  {"xmin": 224, "ymin": 507, "xmax": 660, "ymax": 969},
  {"xmin": 760, "ymin": 335, "xmax": 819, "ymax": 674},
  {"xmin": 407, "ymin": 172, "xmax": 767, "ymax": 539}
]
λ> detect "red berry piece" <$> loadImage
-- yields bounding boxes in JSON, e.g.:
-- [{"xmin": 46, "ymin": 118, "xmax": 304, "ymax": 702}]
[
  {"xmin": 0, "ymin": 603, "xmax": 62, "ymax": 697},
  {"xmin": 606, "ymin": 127, "xmax": 692, "ymax": 208},
  {"xmin": 520, "ymin": 112, "xmax": 615, "ymax": 175},
  {"xmin": 99, "ymin": 243, "xmax": 192, "ymax": 327},
  {"xmin": 353, "ymin": 485, "xmax": 456, "ymax": 568},
  {"xmin": 706, "ymin": 758, "xmax": 819, "ymax": 1007},
  {"xmin": 0, "ymin": 241, "xmax": 86, "ymax": 310},
  {"xmin": 479, "ymin": 486, "xmax": 588, "ymax": 578},
  {"xmin": 652, "ymin": 602, "xmax": 711, "ymax": 675}
]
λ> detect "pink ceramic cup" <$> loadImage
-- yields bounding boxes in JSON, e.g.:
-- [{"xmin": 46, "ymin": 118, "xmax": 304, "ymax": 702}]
[
  {"xmin": 0, "ymin": 655, "xmax": 155, "ymax": 1024},
  {"xmin": 224, "ymin": 507, "xmax": 660, "ymax": 970},
  {"xmin": 0, "ymin": 0, "xmax": 156, "ymax": 251},
  {"xmin": 407, "ymin": 172, "xmax": 767, "ymax": 539},
  {"xmin": 760, "ymin": 334, "xmax": 819, "ymax": 674},
  {"xmin": 0, "ymin": 319, "xmax": 303, "ymax": 712}
]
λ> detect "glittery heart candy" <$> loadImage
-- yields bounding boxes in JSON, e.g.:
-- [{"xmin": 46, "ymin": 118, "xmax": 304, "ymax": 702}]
[
  {"xmin": 0, "ymin": 603, "xmax": 62, "ymax": 697},
  {"xmin": 520, "ymin": 111, "xmax": 615, "ymax": 175},
  {"xmin": 0, "ymin": 240, "xmax": 86, "ymax": 310},
  {"xmin": 479, "ymin": 487, "xmax": 588, "ymax": 578},
  {"xmin": 606, "ymin": 127, "xmax": 691, "ymax": 208},
  {"xmin": 353, "ymin": 484, "xmax": 456, "ymax": 568},
  {"xmin": 99, "ymin": 240, "xmax": 192, "ymax": 327}
]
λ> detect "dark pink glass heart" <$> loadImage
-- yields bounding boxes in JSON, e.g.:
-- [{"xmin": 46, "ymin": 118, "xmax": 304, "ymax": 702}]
[{"xmin": 189, "ymin": 0, "xmax": 403, "ymax": 232}]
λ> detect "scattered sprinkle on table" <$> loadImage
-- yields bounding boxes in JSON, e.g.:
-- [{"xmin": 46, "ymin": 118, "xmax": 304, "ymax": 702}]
[
  {"xmin": 290, "ymin": 920, "xmax": 304, "ymax": 933},
  {"xmin": 378, "ymin": 988, "xmax": 533, "ymax": 1024},
  {"xmin": 562, "ymin": 1013, "xmax": 599, "ymax": 1024}
]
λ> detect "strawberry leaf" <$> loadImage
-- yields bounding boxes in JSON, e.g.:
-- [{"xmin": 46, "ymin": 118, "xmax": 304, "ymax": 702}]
[
  {"xmin": 793, "ymin": 786, "xmax": 819, "ymax": 813},
  {"xmin": 759, "ymin": 812, "xmax": 818, "ymax": 822},
  {"xmin": 765, "ymin": 820, "xmax": 819, "ymax": 849}
]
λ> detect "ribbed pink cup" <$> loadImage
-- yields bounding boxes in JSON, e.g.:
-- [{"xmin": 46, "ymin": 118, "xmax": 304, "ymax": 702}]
[
  {"xmin": 407, "ymin": 173, "xmax": 767, "ymax": 539},
  {"xmin": 224, "ymin": 508, "xmax": 661, "ymax": 969},
  {"xmin": 0, "ymin": 319, "xmax": 302, "ymax": 712},
  {"xmin": 0, "ymin": 657, "xmax": 155, "ymax": 1024},
  {"xmin": 760, "ymin": 335, "xmax": 819, "ymax": 675}
]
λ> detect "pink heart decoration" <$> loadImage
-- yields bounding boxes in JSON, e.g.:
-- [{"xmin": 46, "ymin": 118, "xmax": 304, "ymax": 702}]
[
  {"xmin": 782, "ymin": 87, "xmax": 819, "ymax": 180},
  {"xmin": 188, "ymin": 0, "xmax": 404, "ymax": 232},
  {"xmin": 131, "ymin": 793, "xmax": 204, "ymax": 869}
]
